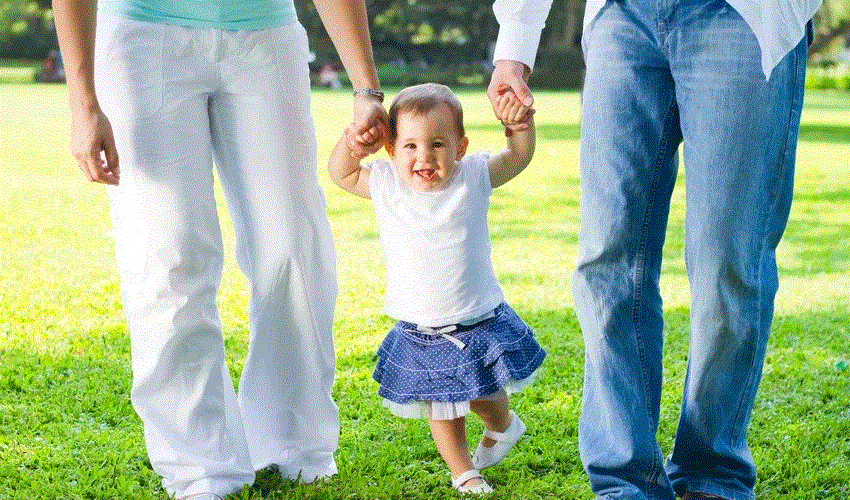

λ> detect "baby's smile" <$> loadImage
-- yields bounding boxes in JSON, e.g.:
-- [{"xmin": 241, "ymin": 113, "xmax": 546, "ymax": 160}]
[{"xmin": 414, "ymin": 168, "xmax": 437, "ymax": 181}]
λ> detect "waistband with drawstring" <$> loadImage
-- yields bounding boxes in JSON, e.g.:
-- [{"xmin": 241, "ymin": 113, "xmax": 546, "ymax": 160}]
[{"xmin": 409, "ymin": 310, "xmax": 497, "ymax": 349}]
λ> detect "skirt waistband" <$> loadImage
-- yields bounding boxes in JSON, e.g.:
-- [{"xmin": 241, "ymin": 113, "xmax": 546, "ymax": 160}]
[
  {"xmin": 406, "ymin": 309, "xmax": 497, "ymax": 349},
  {"xmin": 410, "ymin": 308, "xmax": 497, "ymax": 332}
]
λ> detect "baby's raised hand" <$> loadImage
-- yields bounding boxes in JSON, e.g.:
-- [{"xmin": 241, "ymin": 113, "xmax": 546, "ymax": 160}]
[
  {"xmin": 348, "ymin": 96, "xmax": 388, "ymax": 157},
  {"xmin": 494, "ymin": 91, "xmax": 535, "ymax": 137},
  {"xmin": 344, "ymin": 122, "xmax": 385, "ymax": 159}
]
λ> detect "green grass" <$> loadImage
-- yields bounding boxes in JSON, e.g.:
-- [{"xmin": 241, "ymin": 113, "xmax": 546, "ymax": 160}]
[
  {"xmin": 0, "ymin": 59, "xmax": 41, "ymax": 84},
  {"xmin": 1, "ymin": 83, "xmax": 848, "ymax": 499}
]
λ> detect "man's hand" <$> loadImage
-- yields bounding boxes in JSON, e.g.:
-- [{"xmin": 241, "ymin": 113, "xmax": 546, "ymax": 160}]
[
  {"xmin": 488, "ymin": 60, "xmax": 534, "ymax": 133},
  {"xmin": 70, "ymin": 106, "xmax": 120, "ymax": 185},
  {"xmin": 347, "ymin": 94, "xmax": 388, "ymax": 157},
  {"xmin": 493, "ymin": 91, "xmax": 535, "ymax": 137}
]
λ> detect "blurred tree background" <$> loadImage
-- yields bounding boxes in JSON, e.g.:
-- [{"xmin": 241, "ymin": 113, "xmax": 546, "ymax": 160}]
[
  {"xmin": 2, "ymin": 0, "xmax": 849, "ymax": 88},
  {"xmin": 296, "ymin": 0, "xmax": 588, "ymax": 88},
  {"xmin": 1, "ymin": 0, "xmax": 54, "ymax": 59}
]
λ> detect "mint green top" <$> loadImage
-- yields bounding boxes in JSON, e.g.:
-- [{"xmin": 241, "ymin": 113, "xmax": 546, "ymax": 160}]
[{"xmin": 99, "ymin": 0, "xmax": 297, "ymax": 30}]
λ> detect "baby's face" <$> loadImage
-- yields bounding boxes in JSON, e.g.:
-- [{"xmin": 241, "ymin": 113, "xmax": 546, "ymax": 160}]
[{"xmin": 388, "ymin": 104, "xmax": 468, "ymax": 192}]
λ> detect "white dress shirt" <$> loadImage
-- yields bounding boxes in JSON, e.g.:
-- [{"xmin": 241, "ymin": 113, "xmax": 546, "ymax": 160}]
[
  {"xmin": 493, "ymin": 0, "xmax": 821, "ymax": 79},
  {"xmin": 720, "ymin": 0, "xmax": 822, "ymax": 77},
  {"xmin": 492, "ymin": 0, "xmax": 555, "ymax": 70}
]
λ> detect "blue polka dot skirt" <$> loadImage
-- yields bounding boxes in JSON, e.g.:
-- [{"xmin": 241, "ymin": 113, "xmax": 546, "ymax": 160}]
[{"xmin": 373, "ymin": 303, "xmax": 546, "ymax": 406}]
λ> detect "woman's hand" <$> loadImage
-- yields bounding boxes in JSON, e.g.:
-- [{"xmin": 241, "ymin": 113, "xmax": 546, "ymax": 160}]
[
  {"xmin": 70, "ymin": 105, "xmax": 120, "ymax": 185},
  {"xmin": 347, "ymin": 94, "xmax": 388, "ymax": 157}
]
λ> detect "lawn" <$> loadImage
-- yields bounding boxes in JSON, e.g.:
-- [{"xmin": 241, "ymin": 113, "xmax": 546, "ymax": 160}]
[
  {"xmin": 0, "ymin": 82, "xmax": 848, "ymax": 499},
  {"xmin": 0, "ymin": 59, "xmax": 41, "ymax": 84}
]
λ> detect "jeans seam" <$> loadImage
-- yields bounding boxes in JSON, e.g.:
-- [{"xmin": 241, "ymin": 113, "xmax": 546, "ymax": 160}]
[
  {"xmin": 633, "ymin": 92, "xmax": 678, "ymax": 493},
  {"xmin": 729, "ymin": 38, "xmax": 801, "ymax": 447}
]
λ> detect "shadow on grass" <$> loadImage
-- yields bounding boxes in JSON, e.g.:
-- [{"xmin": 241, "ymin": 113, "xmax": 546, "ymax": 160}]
[
  {"xmin": 797, "ymin": 123, "xmax": 850, "ymax": 144},
  {"xmin": 468, "ymin": 122, "xmax": 850, "ymax": 145},
  {"xmin": 781, "ymin": 218, "xmax": 850, "ymax": 275},
  {"xmin": 468, "ymin": 122, "xmax": 848, "ymax": 145},
  {"xmin": 792, "ymin": 188, "xmax": 850, "ymax": 203},
  {"xmin": 490, "ymin": 222, "xmax": 580, "ymax": 243},
  {"xmin": 466, "ymin": 122, "xmax": 581, "ymax": 142}
]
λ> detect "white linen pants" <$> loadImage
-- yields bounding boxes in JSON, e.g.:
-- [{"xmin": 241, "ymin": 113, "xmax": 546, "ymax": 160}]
[{"xmin": 94, "ymin": 14, "xmax": 339, "ymax": 498}]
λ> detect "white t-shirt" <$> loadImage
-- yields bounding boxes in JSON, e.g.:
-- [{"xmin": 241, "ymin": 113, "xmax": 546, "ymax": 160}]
[{"xmin": 367, "ymin": 152, "xmax": 504, "ymax": 327}]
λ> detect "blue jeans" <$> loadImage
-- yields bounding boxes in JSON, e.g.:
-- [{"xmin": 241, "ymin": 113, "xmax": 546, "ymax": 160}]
[{"xmin": 573, "ymin": 1, "xmax": 807, "ymax": 499}]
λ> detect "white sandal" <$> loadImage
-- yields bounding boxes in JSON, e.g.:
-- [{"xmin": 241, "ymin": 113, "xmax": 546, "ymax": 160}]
[
  {"xmin": 471, "ymin": 410, "xmax": 526, "ymax": 470},
  {"xmin": 451, "ymin": 469, "xmax": 494, "ymax": 494}
]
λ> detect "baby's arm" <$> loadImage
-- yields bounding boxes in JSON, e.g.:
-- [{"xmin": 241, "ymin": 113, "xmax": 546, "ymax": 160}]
[
  {"xmin": 489, "ymin": 93, "xmax": 536, "ymax": 189},
  {"xmin": 328, "ymin": 125, "xmax": 372, "ymax": 199}
]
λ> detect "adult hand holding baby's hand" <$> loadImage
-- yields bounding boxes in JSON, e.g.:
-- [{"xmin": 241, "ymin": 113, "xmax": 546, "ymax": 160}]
[
  {"xmin": 488, "ymin": 60, "xmax": 534, "ymax": 135},
  {"xmin": 493, "ymin": 91, "xmax": 535, "ymax": 137},
  {"xmin": 344, "ymin": 122, "xmax": 381, "ymax": 160},
  {"xmin": 348, "ymin": 94, "xmax": 388, "ymax": 157}
]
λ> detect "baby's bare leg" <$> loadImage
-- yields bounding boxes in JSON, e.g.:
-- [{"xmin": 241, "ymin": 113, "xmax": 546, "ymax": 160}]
[
  {"xmin": 470, "ymin": 396, "xmax": 512, "ymax": 447},
  {"xmin": 428, "ymin": 417, "xmax": 483, "ymax": 487}
]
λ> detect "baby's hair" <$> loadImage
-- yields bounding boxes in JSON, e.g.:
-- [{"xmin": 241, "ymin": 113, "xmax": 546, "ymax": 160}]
[{"xmin": 387, "ymin": 83, "xmax": 465, "ymax": 141}]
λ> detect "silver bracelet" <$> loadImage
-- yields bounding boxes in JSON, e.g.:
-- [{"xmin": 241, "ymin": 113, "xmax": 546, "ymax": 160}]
[{"xmin": 353, "ymin": 88, "xmax": 385, "ymax": 102}]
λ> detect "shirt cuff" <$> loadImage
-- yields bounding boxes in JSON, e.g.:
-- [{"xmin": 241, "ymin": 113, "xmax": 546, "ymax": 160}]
[{"xmin": 493, "ymin": 20, "xmax": 544, "ymax": 71}]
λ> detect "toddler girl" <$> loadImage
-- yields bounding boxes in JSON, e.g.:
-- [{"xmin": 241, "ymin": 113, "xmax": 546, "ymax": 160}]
[{"xmin": 328, "ymin": 83, "xmax": 545, "ymax": 494}]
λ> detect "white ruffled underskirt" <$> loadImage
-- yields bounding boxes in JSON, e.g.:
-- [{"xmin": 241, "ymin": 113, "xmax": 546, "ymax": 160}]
[{"xmin": 382, "ymin": 370, "xmax": 540, "ymax": 420}]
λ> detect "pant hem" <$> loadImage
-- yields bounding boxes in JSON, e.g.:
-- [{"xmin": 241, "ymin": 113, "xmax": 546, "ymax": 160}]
[
  {"xmin": 279, "ymin": 460, "xmax": 338, "ymax": 483},
  {"xmin": 173, "ymin": 474, "xmax": 253, "ymax": 499},
  {"xmin": 678, "ymin": 480, "xmax": 754, "ymax": 500}
]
